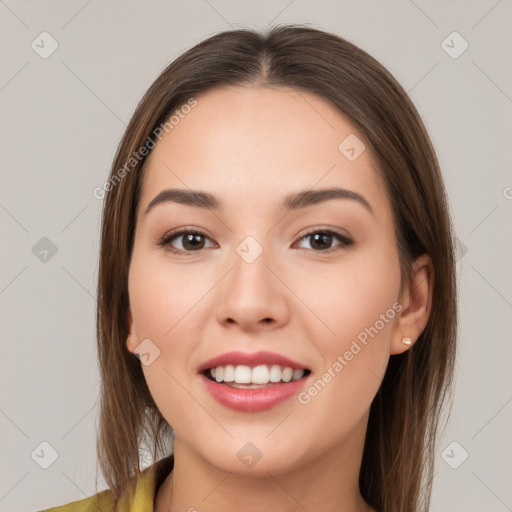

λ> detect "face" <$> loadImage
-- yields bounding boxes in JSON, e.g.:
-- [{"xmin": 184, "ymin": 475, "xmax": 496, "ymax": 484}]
[{"xmin": 127, "ymin": 85, "xmax": 405, "ymax": 475}]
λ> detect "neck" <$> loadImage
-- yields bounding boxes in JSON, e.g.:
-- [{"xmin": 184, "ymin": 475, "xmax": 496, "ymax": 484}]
[{"xmin": 156, "ymin": 413, "xmax": 374, "ymax": 512}]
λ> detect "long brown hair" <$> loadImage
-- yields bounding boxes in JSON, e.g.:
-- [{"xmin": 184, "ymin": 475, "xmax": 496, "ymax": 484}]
[{"xmin": 96, "ymin": 24, "xmax": 457, "ymax": 511}]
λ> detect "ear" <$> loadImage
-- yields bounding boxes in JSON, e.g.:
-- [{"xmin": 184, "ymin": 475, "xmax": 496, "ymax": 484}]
[
  {"xmin": 126, "ymin": 308, "xmax": 136, "ymax": 354},
  {"xmin": 391, "ymin": 254, "xmax": 434, "ymax": 355}
]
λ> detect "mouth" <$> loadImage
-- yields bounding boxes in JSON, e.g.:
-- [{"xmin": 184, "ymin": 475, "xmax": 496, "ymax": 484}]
[
  {"xmin": 197, "ymin": 351, "xmax": 312, "ymax": 412},
  {"xmin": 202, "ymin": 364, "xmax": 311, "ymax": 389}
]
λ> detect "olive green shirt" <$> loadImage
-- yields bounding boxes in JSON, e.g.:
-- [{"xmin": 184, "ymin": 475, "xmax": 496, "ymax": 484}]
[{"xmin": 38, "ymin": 455, "xmax": 174, "ymax": 512}]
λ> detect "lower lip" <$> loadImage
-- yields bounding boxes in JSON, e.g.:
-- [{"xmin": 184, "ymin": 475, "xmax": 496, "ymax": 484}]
[{"xmin": 200, "ymin": 374, "xmax": 309, "ymax": 412}]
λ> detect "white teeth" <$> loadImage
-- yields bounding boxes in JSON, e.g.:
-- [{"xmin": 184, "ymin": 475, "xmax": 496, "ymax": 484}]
[
  {"xmin": 293, "ymin": 369, "xmax": 305, "ymax": 381},
  {"xmin": 269, "ymin": 365, "xmax": 282, "ymax": 383},
  {"xmin": 215, "ymin": 366, "xmax": 224, "ymax": 383},
  {"xmin": 282, "ymin": 367, "xmax": 293, "ymax": 383},
  {"xmin": 234, "ymin": 365, "xmax": 252, "ymax": 384},
  {"xmin": 223, "ymin": 364, "xmax": 235, "ymax": 382},
  {"xmin": 208, "ymin": 364, "xmax": 307, "ymax": 385},
  {"xmin": 251, "ymin": 365, "xmax": 269, "ymax": 384}
]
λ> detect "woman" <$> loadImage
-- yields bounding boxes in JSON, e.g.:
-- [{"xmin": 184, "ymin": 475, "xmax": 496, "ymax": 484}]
[{"xmin": 41, "ymin": 24, "xmax": 456, "ymax": 512}]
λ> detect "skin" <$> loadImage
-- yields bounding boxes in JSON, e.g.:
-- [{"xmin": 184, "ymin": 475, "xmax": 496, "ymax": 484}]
[{"xmin": 126, "ymin": 85, "xmax": 433, "ymax": 512}]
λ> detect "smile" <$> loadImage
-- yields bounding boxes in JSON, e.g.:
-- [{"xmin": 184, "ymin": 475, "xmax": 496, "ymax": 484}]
[
  {"xmin": 208, "ymin": 364, "xmax": 307, "ymax": 386},
  {"xmin": 198, "ymin": 351, "xmax": 312, "ymax": 412}
]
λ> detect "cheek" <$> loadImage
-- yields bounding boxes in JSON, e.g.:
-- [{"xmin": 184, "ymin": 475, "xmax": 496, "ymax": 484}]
[
  {"xmin": 127, "ymin": 248, "xmax": 212, "ymax": 397},
  {"xmin": 128, "ymin": 246, "xmax": 215, "ymax": 344},
  {"xmin": 128, "ymin": 251, "xmax": 214, "ymax": 429},
  {"xmin": 296, "ymin": 244, "xmax": 401, "ymax": 350},
  {"xmin": 294, "ymin": 243, "xmax": 400, "ymax": 410}
]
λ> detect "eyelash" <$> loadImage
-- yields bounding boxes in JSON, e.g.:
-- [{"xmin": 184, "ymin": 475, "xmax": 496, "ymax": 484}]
[{"xmin": 157, "ymin": 228, "xmax": 354, "ymax": 256}]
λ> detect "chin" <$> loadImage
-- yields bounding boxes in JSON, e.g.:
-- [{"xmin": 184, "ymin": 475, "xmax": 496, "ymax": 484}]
[{"xmin": 182, "ymin": 430, "xmax": 313, "ymax": 476}]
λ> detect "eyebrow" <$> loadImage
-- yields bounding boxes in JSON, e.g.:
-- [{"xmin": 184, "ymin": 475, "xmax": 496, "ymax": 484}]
[{"xmin": 144, "ymin": 187, "xmax": 374, "ymax": 216}]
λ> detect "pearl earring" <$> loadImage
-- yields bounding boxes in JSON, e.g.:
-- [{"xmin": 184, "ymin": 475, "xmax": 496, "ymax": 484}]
[{"xmin": 401, "ymin": 337, "xmax": 412, "ymax": 345}]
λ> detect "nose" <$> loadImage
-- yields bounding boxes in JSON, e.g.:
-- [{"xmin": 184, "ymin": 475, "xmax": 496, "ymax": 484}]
[{"xmin": 215, "ymin": 244, "xmax": 290, "ymax": 332}]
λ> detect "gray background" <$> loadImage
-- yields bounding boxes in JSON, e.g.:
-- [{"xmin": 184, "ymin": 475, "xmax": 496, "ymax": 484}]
[{"xmin": 1, "ymin": 1, "xmax": 511, "ymax": 511}]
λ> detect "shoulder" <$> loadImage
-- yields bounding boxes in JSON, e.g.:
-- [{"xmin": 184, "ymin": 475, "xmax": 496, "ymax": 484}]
[
  {"xmin": 37, "ymin": 489, "xmax": 114, "ymax": 512},
  {"xmin": 36, "ymin": 455, "xmax": 174, "ymax": 512}
]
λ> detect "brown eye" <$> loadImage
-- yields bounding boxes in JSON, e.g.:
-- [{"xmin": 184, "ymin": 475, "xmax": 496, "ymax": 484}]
[
  {"xmin": 296, "ymin": 230, "xmax": 353, "ymax": 252},
  {"xmin": 180, "ymin": 233, "xmax": 207, "ymax": 250},
  {"xmin": 158, "ymin": 230, "xmax": 216, "ymax": 254}
]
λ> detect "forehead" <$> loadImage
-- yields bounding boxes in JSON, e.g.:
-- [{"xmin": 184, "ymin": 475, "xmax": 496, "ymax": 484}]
[{"xmin": 138, "ymin": 85, "xmax": 387, "ymax": 216}]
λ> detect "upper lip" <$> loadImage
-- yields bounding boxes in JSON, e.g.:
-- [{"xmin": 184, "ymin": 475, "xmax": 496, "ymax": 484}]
[{"xmin": 198, "ymin": 351, "xmax": 310, "ymax": 373}]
